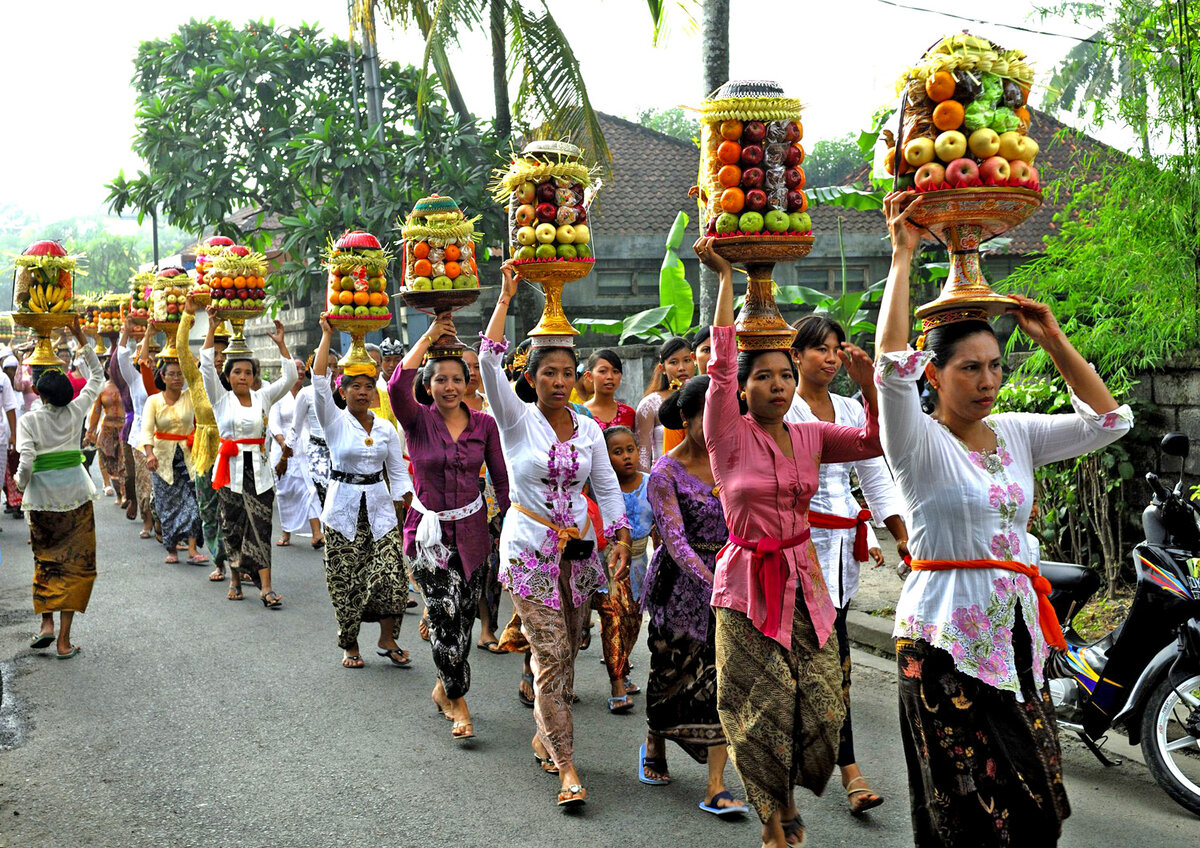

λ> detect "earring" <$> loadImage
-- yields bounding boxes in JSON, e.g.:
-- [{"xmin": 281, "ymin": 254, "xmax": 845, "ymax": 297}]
[{"xmin": 738, "ymin": 391, "xmax": 746, "ymax": 401}]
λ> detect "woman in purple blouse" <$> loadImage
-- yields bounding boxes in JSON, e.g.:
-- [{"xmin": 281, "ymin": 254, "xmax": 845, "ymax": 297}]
[{"xmin": 388, "ymin": 314, "xmax": 510, "ymax": 741}]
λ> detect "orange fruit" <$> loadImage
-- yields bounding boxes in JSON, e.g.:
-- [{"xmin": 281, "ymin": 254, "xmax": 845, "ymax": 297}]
[
  {"xmin": 413, "ymin": 259, "xmax": 433, "ymax": 278},
  {"xmin": 719, "ymin": 120, "xmax": 743, "ymax": 141},
  {"xmin": 717, "ymin": 140, "xmax": 741, "ymax": 166},
  {"xmin": 718, "ymin": 165, "xmax": 742, "ymax": 188},
  {"xmin": 1015, "ymin": 107, "xmax": 1031, "ymax": 130},
  {"xmin": 444, "ymin": 261, "xmax": 461, "ymax": 279},
  {"xmin": 338, "ymin": 290, "xmax": 355, "ymax": 306},
  {"xmin": 412, "ymin": 242, "xmax": 430, "ymax": 259},
  {"xmin": 925, "ymin": 71, "xmax": 956, "ymax": 102},
  {"xmin": 444, "ymin": 244, "xmax": 461, "ymax": 261},
  {"xmin": 932, "ymin": 100, "xmax": 964, "ymax": 131},
  {"xmin": 368, "ymin": 292, "xmax": 385, "ymax": 307},
  {"xmin": 884, "ymin": 148, "xmax": 896, "ymax": 175},
  {"xmin": 220, "ymin": 276, "xmax": 234, "ymax": 287},
  {"xmin": 719, "ymin": 187, "xmax": 745, "ymax": 214},
  {"xmin": 469, "ymin": 258, "xmax": 478, "ymax": 276},
  {"xmin": 794, "ymin": 121, "xmax": 803, "ymax": 141},
  {"xmin": 353, "ymin": 291, "xmax": 369, "ymax": 306}
]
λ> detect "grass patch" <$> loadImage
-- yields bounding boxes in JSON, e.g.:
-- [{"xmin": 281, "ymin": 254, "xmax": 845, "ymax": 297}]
[{"xmin": 1071, "ymin": 590, "xmax": 1133, "ymax": 643}]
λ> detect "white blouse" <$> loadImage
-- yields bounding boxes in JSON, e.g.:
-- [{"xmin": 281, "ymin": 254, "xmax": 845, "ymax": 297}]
[
  {"xmin": 312, "ymin": 374, "xmax": 412, "ymax": 541},
  {"xmin": 15, "ymin": 347, "xmax": 103, "ymax": 511},
  {"xmin": 287, "ymin": 384, "xmax": 326, "ymax": 449},
  {"xmin": 876, "ymin": 348, "xmax": 1133, "ymax": 696},
  {"xmin": 478, "ymin": 337, "xmax": 629, "ymax": 611},
  {"xmin": 786, "ymin": 391, "xmax": 904, "ymax": 607},
  {"xmin": 200, "ymin": 347, "xmax": 297, "ymax": 495},
  {"xmin": 116, "ymin": 343, "xmax": 149, "ymax": 450}
]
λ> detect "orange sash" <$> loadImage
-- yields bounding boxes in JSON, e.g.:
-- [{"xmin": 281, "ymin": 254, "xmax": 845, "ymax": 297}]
[{"xmin": 212, "ymin": 437, "xmax": 264, "ymax": 490}]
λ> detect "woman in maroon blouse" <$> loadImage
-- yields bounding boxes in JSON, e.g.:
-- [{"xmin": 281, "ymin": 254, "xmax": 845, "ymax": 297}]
[{"xmin": 388, "ymin": 314, "xmax": 510, "ymax": 741}]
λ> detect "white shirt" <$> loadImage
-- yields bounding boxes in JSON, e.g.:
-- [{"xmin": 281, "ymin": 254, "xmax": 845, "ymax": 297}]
[
  {"xmin": 876, "ymin": 348, "xmax": 1133, "ymax": 696},
  {"xmin": 287, "ymin": 384, "xmax": 326, "ymax": 448},
  {"xmin": 116, "ymin": 342, "xmax": 149, "ymax": 450},
  {"xmin": 312, "ymin": 374, "xmax": 412, "ymax": 541},
  {"xmin": 0, "ymin": 372, "xmax": 19, "ymax": 441},
  {"xmin": 786, "ymin": 391, "xmax": 904, "ymax": 607},
  {"xmin": 15, "ymin": 347, "xmax": 102, "ymax": 511},
  {"xmin": 200, "ymin": 347, "xmax": 297, "ymax": 495}
]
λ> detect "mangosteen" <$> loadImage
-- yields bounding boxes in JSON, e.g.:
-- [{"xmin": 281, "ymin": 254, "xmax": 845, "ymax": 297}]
[
  {"xmin": 954, "ymin": 71, "xmax": 982, "ymax": 101},
  {"xmin": 1003, "ymin": 80, "xmax": 1025, "ymax": 109}
]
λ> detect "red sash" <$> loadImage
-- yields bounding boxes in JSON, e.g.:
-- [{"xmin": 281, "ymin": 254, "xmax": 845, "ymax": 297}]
[
  {"xmin": 808, "ymin": 508, "xmax": 872, "ymax": 562},
  {"xmin": 729, "ymin": 528, "xmax": 812, "ymax": 640},
  {"xmin": 212, "ymin": 437, "xmax": 264, "ymax": 490},
  {"xmin": 155, "ymin": 431, "xmax": 195, "ymax": 449}
]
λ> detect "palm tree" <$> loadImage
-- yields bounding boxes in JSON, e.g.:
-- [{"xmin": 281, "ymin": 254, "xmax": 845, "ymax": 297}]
[{"xmin": 697, "ymin": 0, "xmax": 729, "ymax": 319}]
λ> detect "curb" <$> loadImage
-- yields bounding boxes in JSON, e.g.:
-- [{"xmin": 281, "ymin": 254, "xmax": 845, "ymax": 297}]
[{"xmin": 847, "ymin": 609, "xmax": 896, "ymax": 660}]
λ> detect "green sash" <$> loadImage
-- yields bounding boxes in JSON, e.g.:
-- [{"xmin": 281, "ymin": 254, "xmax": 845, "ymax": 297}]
[{"xmin": 32, "ymin": 449, "xmax": 85, "ymax": 473}]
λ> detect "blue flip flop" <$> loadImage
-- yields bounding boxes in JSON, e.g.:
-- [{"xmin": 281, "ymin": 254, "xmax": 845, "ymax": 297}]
[
  {"xmin": 699, "ymin": 790, "xmax": 748, "ymax": 817},
  {"xmin": 638, "ymin": 742, "xmax": 670, "ymax": 786}
]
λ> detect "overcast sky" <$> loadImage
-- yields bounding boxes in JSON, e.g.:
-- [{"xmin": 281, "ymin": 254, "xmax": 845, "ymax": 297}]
[{"xmin": 1, "ymin": 0, "xmax": 1109, "ymax": 224}]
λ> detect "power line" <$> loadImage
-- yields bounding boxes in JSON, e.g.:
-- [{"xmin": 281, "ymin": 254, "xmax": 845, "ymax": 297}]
[{"xmin": 873, "ymin": 0, "xmax": 1112, "ymax": 45}]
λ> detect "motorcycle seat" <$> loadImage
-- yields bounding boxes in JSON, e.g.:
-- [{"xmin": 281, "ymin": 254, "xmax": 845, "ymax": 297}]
[{"xmin": 1041, "ymin": 561, "xmax": 1101, "ymax": 621}]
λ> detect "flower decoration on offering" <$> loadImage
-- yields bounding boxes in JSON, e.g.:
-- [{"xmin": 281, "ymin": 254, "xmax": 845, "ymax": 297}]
[
  {"xmin": 697, "ymin": 80, "xmax": 810, "ymax": 240},
  {"xmin": 128, "ymin": 270, "xmax": 154, "ymax": 326},
  {"xmin": 191, "ymin": 235, "xmax": 234, "ymax": 306},
  {"xmin": 398, "ymin": 195, "xmax": 482, "ymax": 358},
  {"xmin": 322, "ymin": 229, "xmax": 392, "ymax": 376},
  {"xmin": 492, "ymin": 140, "xmax": 598, "ymax": 346},
  {"xmin": 11, "ymin": 240, "xmax": 81, "ymax": 366},
  {"xmin": 885, "ymin": 33, "xmax": 1044, "ymax": 324}
]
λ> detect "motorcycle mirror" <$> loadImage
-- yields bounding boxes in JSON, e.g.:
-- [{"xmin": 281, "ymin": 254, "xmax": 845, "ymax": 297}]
[{"xmin": 1161, "ymin": 432, "xmax": 1190, "ymax": 459}]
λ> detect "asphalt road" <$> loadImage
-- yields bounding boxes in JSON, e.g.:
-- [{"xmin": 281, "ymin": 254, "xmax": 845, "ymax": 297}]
[{"xmin": 0, "ymin": 487, "xmax": 1196, "ymax": 847}]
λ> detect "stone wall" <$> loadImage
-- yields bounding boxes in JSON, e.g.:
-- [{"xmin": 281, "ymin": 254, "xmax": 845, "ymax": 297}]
[{"xmin": 1130, "ymin": 352, "xmax": 1200, "ymax": 477}]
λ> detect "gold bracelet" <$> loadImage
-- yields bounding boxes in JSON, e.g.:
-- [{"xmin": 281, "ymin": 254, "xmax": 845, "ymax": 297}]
[{"xmin": 614, "ymin": 540, "xmax": 632, "ymax": 551}]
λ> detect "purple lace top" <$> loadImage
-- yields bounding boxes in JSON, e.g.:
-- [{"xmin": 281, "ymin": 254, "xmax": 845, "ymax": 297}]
[{"xmin": 643, "ymin": 455, "xmax": 726, "ymax": 642}]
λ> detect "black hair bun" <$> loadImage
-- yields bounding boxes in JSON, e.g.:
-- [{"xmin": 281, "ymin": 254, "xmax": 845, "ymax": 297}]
[{"xmin": 659, "ymin": 389, "xmax": 685, "ymax": 430}]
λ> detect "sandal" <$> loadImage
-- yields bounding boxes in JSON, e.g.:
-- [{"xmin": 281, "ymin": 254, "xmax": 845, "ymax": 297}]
[
  {"xmin": 518, "ymin": 672, "xmax": 536, "ymax": 708},
  {"xmin": 418, "ymin": 615, "xmax": 430, "ymax": 642},
  {"xmin": 451, "ymin": 720, "xmax": 475, "ymax": 740},
  {"xmin": 139, "ymin": 530, "xmax": 151, "ymax": 539},
  {"xmin": 638, "ymin": 742, "xmax": 670, "ymax": 785},
  {"xmin": 29, "ymin": 633, "xmax": 54, "ymax": 650},
  {"xmin": 227, "ymin": 585, "xmax": 244, "ymax": 601},
  {"xmin": 845, "ymin": 776, "xmax": 885, "ymax": 815},
  {"xmin": 783, "ymin": 813, "xmax": 806, "ymax": 847},
  {"xmin": 477, "ymin": 638, "xmax": 500, "ymax": 652},
  {"xmin": 533, "ymin": 753, "xmax": 559, "ymax": 775},
  {"xmin": 623, "ymin": 677, "xmax": 640, "ymax": 695},
  {"xmin": 209, "ymin": 567, "xmax": 226, "ymax": 582},
  {"xmin": 341, "ymin": 654, "xmax": 364, "ymax": 669},
  {"xmin": 699, "ymin": 789, "xmax": 748, "ymax": 817},
  {"xmin": 377, "ymin": 647, "xmax": 412, "ymax": 667},
  {"xmin": 556, "ymin": 784, "xmax": 586, "ymax": 807},
  {"xmin": 164, "ymin": 554, "xmax": 179, "ymax": 563},
  {"xmin": 275, "ymin": 538, "xmax": 291, "ymax": 547},
  {"xmin": 260, "ymin": 591, "xmax": 283, "ymax": 609},
  {"xmin": 187, "ymin": 554, "xmax": 210, "ymax": 565},
  {"xmin": 56, "ymin": 645, "xmax": 81, "ymax": 660},
  {"xmin": 608, "ymin": 695, "xmax": 634, "ymax": 714},
  {"xmin": 311, "ymin": 538, "xmax": 325, "ymax": 550}
]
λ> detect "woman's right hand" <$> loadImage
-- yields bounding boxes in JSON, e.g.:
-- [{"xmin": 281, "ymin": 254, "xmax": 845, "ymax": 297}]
[
  {"xmin": 427, "ymin": 313, "xmax": 456, "ymax": 342},
  {"xmin": 183, "ymin": 295, "xmax": 197, "ymax": 316},
  {"xmin": 319, "ymin": 314, "xmax": 333, "ymax": 336},
  {"xmin": 693, "ymin": 236, "xmax": 731, "ymax": 276},
  {"xmin": 500, "ymin": 259, "xmax": 521, "ymax": 300},
  {"xmin": 146, "ymin": 454, "xmax": 158, "ymax": 473},
  {"xmin": 884, "ymin": 191, "xmax": 924, "ymax": 255},
  {"xmin": 205, "ymin": 304, "xmax": 221, "ymax": 321}
]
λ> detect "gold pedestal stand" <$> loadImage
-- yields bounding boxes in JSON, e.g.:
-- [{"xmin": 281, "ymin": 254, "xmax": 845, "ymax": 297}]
[
  {"xmin": 398, "ymin": 288, "xmax": 483, "ymax": 358},
  {"xmin": 13, "ymin": 311, "xmax": 76, "ymax": 367},
  {"xmin": 325, "ymin": 315, "xmax": 392, "ymax": 375},
  {"xmin": 707, "ymin": 235, "xmax": 815, "ymax": 350},
  {"xmin": 151, "ymin": 320, "xmax": 180, "ymax": 360},
  {"xmin": 212, "ymin": 309, "xmax": 264, "ymax": 358},
  {"xmin": 513, "ymin": 260, "xmax": 595, "ymax": 344}
]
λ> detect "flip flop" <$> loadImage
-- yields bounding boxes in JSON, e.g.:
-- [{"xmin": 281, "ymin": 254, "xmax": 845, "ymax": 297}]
[
  {"xmin": 623, "ymin": 678, "xmax": 641, "ymax": 695},
  {"xmin": 209, "ymin": 568, "xmax": 226, "ymax": 582},
  {"xmin": 519, "ymin": 672, "xmax": 536, "ymax": 708},
  {"xmin": 138, "ymin": 530, "xmax": 151, "ymax": 539},
  {"xmin": 478, "ymin": 639, "xmax": 501, "ymax": 653},
  {"xmin": 164, "ymin": 555, "xmax": 179, "ymax": 563},
  {"xmin": 451, "ymin": 720, "xmax": 475, "ymax": 740},
  {"xmin": 845, "ymin": 776, "xmax": 885, "ymax": 815},
  {"xmin": 29, "ymin": 633, "xmax": 54, "ymax": 650},
  {"xmin": 377, "ymin": 647, "xmax": 412, "ymax": 668},
  {"xmin": 608, "ymin": 695, "xmax": 634, "ymax": 714},
  {"xmin": 783, "ymin": 813, "xmax": 806, "ymax": 847},
  {"xmin": 556, "ymin": 784, "xmax": 586, "ymax": 808},
  {"xmin": 341, "ymin": 655, "xmax": 364, "ymax": 669},
  {"xmin": 311, "ymin": 538, "xmax": 325, "ymax": 550},
  {"xmin": 699, "ymin": 790, "xmax": 748, "ymax": 817},
  {"xmin": 56, "ymin": 646, "xmax": 81, "ymax": 660},
  {"xmin": 275, "ymin": 539, "xmax": 291, "ymax": 547},
  {"xmin": 187, "ymin": 554, "xmax": 210, "ymax": 565},
  {"xmin": 638, "ymin": 742, "xmax": 670, "ymax": 785}
]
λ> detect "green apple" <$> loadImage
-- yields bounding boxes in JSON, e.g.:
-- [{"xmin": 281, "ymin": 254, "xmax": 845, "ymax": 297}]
[
  {"xmin": 217, "ymin": 298, "xmax": 230, "ymax": 308},
  {"xmin": 453, "ymin": 274, "xmax": 477, "ymax": 289},
  {"xmin": 535, "ymin": 223, "xmax": 557, "ymax": 244},
  {"xmin": 514, "ymin": 246, "xmax": 536, "ymax": 261},
  {"xmin": 534, "ymin": 244, "xmax": 557, "ymax": 260},
  {"xmin": 411, "ymin": 275, "xmax": 432, "ymax": 290},
  {"xmin": 556, "ymin": 224, "xmax": 576, "ymax": 244},
  {"xmin": 354, "ymin": 305, "xmax": 370, "ymax": 317},
  {"xmin": 788, "ymin": 212, "xmax": 812, "ymax": 232},
  {"xmin": 764, "ymin": 210, "xmax": 790, "ymax": 233},
  {"xmin": 738, "ymin": 211, "xmax": 764, "ymax": 233},
  {"xmin": 432, "ymin": 275, "xmax": 453, "ymax": 290},
  {"xmin": 369, "ymin": 306, "xmax": 386, "ymax": 316},
  {"xmin": 557, "ymin": 244, "xmax": 578, "ymax": 259},
  {"xmin": 339, "ymin": 304, "xmax": 355, "ymax": 316},
  {"xmin": 572, "ymin": 224, "xmax": 590, "ymax": 245},
  {"xmin": 516, "ymin": 226, "xmax": 537, "ymax": 246},
  {"xmin": 575, "ymin": 244, "xmax": 592, "ymax": 259},
  {"xmin": 715, "ymin": 212, "xmax": 739, "ymax": 234},
  {"xmin": 229, "ymin": 299, "xmax": 243, "ymax": 309}
]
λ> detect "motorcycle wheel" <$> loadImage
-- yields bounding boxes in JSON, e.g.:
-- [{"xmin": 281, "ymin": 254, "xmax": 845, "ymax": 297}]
[{"xmin": 1141, "ymin": 673, "xmax": 1200, "ymax": 817}]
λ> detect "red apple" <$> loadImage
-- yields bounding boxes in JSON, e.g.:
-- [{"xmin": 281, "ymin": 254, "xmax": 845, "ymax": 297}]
[
  {"xmin": 784, "ymin": 122, "xmax": 802, "ymax": 143},
  {"xmin": 536, "ymin": 202, "xmax": 558, "ymax": 223},
  {"xmin": 741, "ymin": 167, "xmax": 765, "ymax": 189},
  {"xmin": 786, "ymin": 189, "xmax": 807, "ymax": 212},
  {"xmin": 945, "ymin": 158, "xmax": 981, "ymax": 188},
  {"xmin": 784, "ymin": 145, "xmax": 803, "ymax": 168},
  {"xmin": 742, "ymin": 121, "xmax": 766, "ymax": 144},
  {"xmin": 536, "ymin": 182, "xmax": 557, "ymax": 203},
  {"xmin": 745, "ymin": 188, "xmax": 768, "ymax": 211},
  {"xmin": 979, "ymin": 156, "xmax": 1011, "ymax": 184},
  {"xmin": 784, "ymin": 167, "xmax": 805, "ymax": 189},
  {"xmin": 914, "ymin": 162, "xmax": 947, "ymax": 191},
  {"xmin": 1008, "ymin": 159, "xmax": 1036, "ymax": 188},
  {"xmin": 740, "ymin": 144, "xmax": 764, "ymax": 167},
  {"xmin": 573, "ymin": 205, "xmax": 587, "ymax": 224}
]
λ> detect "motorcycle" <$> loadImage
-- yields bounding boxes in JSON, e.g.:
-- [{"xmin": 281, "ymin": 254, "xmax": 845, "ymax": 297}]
[{"xmin": 1044, "ymin": 431, "xmax": 1200, "ymax": 816}]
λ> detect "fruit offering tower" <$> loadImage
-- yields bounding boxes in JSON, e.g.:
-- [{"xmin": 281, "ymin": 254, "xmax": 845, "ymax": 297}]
[
  {"xmin": 12, "ymin": 240, "xmax": 80, "ymax": 366},
  {"xmin": 496, "ymin": 140, "xmax": 596, "ymax": 269},
  {"xmin": 887, "ymin": 33, "xmax": 1038, "ymax": 193},
  {"xmin": 152, "ymin": 267, "xmax": 189, "ymax": 360},
  {"xmin": 0, "ymin": 312, "xmax": 12, "ymax": 346},
  {"xmin": 97, "ymin": 294, "xmax": 123, "ymax": 335},
  {"xmin": 192, "ymin": 235, "xmax": 234, "ymax": 306},
  {"xmin": 698, "ymin": 80, "xmax": 810, "ymax": 239},
  {"xmin": 209, "ymin": 246, "xmax": 270, "ymax": 357},
  {"xmin": 322, "ymin": 230, "xmax": 392, "ymax": 374},
  {"xmin": 885, "ymin": 33, "xmax": 1043, "ymax": 324},
  {"xmin": 128, "ymin": 271, "xmax": 154, "ymax": 327}
]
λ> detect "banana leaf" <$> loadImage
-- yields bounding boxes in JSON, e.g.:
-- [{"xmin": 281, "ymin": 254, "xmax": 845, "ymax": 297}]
[
  {"xmin": 620, "ymin": 306, "xmax": 674, "ymax": 344},
  {"xmin": 659, "ymin": 211, "xmax": 693, "ymax": 335},
  {"xmin": 808, "ymin": 185, "xmax": 885, "ymax": 210}
]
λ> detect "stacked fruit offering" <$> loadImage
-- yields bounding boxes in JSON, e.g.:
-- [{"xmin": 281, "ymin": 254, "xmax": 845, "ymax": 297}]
[
  {"xmin": 400, "ymin": 195, "xmax": 480, "ymax": 292},
  {"xmin": 79, "ymin": 298, "xmax": 100, "ymax": 333},
  {"xmin": 98, "ymin": 295, "xmax": 123, "ymax": 333},
  {"xmin": 129, "ymin": 271, "xmax": 153, "ymax": 324},
  {"xmin": 192, "ymin": 235, "xmax": 234, "ymax": 304},
  {"xmin": 323, "ymin": 231, "xmax": 392, "ymax": 319},
  {"xmin": 698, "ymin": 81, "xmax": 810, "ymax": 238},
  {"xmin": 493, "ymin": 141, "xmax": 595, "ymax": 265},
  {"xmin": 209, "ymin": 246, "xmax": 269, "ymax": 312},
  {"xmin": 153, "ymin": 267, "xmax": 190, "ymax": 325},
  {"xmin": 15, "ymin": 240, "xmax": 77, "ymax": 313},
  {"xmin": 886, "ymin": 33, "xmax": 1039, "ymax": 192}
]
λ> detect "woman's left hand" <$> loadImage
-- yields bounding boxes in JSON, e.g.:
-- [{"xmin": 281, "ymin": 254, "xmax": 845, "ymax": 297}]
[
  {"xmin": 266, "ymin": 319, "xmax": 287, "ymax": 348},
  {"xmin": 1008, "ymin": 295, "xmax": 1062, "ymax": 348},
  {"xmin": 610, "ymin": 544, "xmax": 630, "ymax": 582},
  {"xmin": 839, "ymin": 341, "xmax": 875, "ymax": 389},
  {"xmin": 319, "ymin": 314, "xmax": 333, "ymax": 336},
  {"xmin": 693, "ymin": 236, "xmax": 731, "ymax": 275}
]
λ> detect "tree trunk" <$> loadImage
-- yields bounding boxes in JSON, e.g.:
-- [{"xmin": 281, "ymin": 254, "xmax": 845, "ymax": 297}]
[
  {"xmin": 359, "ymin": 3, "xmax": 386, "ymax": 140},
  {"xmin": 697, "ymin": 0, "xmax": 730, "ymax": 323},
  {"xmin": 491, "ymin": 0, "xmax": 511, "ymax": 140},
  {"xmin": 410, "ymin": 0, "xmax": 473, "ymax": 122}
]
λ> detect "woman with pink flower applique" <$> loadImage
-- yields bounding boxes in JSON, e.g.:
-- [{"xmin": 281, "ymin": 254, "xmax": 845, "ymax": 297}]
[{"xmin": 878, "ymin": 191, "xmax": 1133, "ymax": 847}]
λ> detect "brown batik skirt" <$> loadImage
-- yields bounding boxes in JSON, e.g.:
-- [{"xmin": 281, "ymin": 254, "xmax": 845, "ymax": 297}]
[
  {"xmin": 714, "ymin": 598, "xmax": 844, "ymax": 824},
  {"xmin": 30, "ymin": 502, "xmax": 97, "ymax": 614}
]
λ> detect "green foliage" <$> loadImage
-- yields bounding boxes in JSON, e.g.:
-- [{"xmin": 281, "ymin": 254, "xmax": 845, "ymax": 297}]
[
  {"xmin": 107, "ymin": 19, "xmax": 503, "ymax": 302},
  {"xmin": 806, "ymin": 134, "xmax": 868, "ymax": 187},
  {"xmin": 636, "ymin": 107, "xmax": 700, "ymax": 144}
]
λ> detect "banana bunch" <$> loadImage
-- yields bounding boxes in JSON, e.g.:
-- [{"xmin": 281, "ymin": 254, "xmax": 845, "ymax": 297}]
[{"xmin": 27, "ymin": 284, "xmax": 71, "ymax": 313}]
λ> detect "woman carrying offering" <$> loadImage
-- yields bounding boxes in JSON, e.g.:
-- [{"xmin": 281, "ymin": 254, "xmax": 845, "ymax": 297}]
[
  {"xmin": 877, "ymin": 192, "xmax": 1132, "ymax": 846},
  {"xmin": 635, "ymin": 337, "xmax": 694, "ymax": 472},
  {"xmin": 141, "ymin": 356, "xmax": 206, "ymax": 564},
  {"xmin": 639, "ymin": 376, "xmax": 745, "ymax": 817},
  {"xmin": 388, "ymin": 315, "xmax": 509, "ymax": 739},
  {"xmin": 19, "ymin": 320, "xmax": 102, "ymax": 659},
  {"xmin": 313, "ymin": 318, "xmax": 414, "ymax": 669},
  {"xmin": 200, "ymin": 306, "xmax": 296, "ymax": 607},
  {"xmin": 695, "ymin": 236, "xmax": 883, "ymax": 848},
  {"xmin": 478, "ymin": 261, "xmax": 631, "ymax": 808},
  {"xmin": 178, "ymin": 304, "xmax": 226, "ymax": 580},
  {"xmin": 269, "ymin": 359, "xmax": 324, "ymax": 548},
  {"xmin": 583, "ymin": 350, "xmax": 636, "ymax": 431},
  {"xmin": 785, "ymin": 314, "xmax": 908, "ymax": 815}
]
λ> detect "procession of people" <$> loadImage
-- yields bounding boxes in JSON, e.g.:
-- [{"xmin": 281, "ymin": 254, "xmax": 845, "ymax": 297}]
[{"xmin": 8, "ymin": 194, "xmax": 1133, "ymax": 846}]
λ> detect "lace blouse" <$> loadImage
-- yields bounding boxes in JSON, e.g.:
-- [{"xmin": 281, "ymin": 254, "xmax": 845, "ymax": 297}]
[
  {"xmin": 635, "ymin": 392, "xmax": 665, "ymax": 472},
  {"xmin": 141, "ymin": 391, "xmax": 196, "ymax": 485},
  {"xmin": 876, "ymin": 348, "xmax": 1133, "ymax": 695}
]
